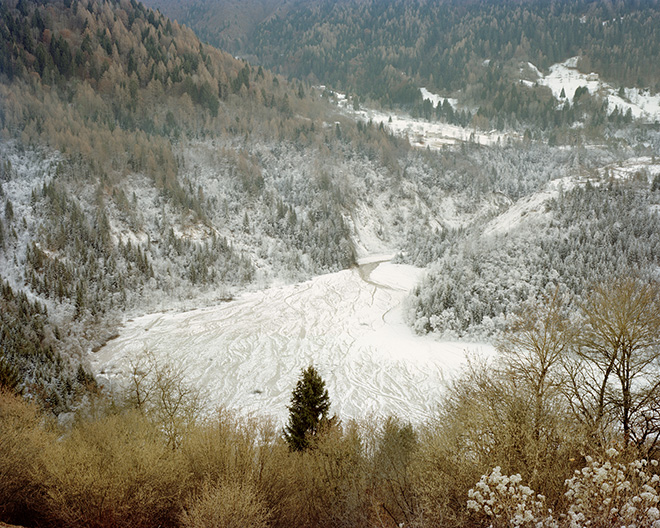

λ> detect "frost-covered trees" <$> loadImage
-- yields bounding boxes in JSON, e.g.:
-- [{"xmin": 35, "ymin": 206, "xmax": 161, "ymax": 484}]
[
  {"xmin": 283, "ymin": 365, "xmax": 331, "ymax": 451},
  {"xmin": 409, "ymin": 184, "xmax": 660, "ymax": 338},
  {"xmin": 0, "ymin": 279, "xmax": 91, "ymax": 412}
]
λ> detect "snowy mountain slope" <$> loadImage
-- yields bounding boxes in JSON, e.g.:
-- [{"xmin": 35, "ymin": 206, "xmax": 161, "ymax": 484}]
[
  {"xmin": 408, "ymin": 153, "xmax": 660, "ymax": 339},
  {"xmin": 0, "ymin": 144, "xmax": 61, "ymax": 288},
  {"xmin": 482, "ymin": 155, "xmax": 660, "ymax": 237},
  {"xmin": 4, "ymin": 0, "xmax": 660, "ymax": 417},
  {"xmin": 92, "ymin": 259, "xmax": 491, "ymax": 424},
  {"xmin": 329, "ymin": 89, "xmax": 517, "ymax": 149},
  {"xmin": 481, "ymin": 188, "xmax": 556, "ymax": 238},
  {"xmin": 533, "ymin": 57, "xmax": 660, "ymax": 122},
  {"xmin": 596, "ymin": 156, "xmax": 660, "ymax": 182}
]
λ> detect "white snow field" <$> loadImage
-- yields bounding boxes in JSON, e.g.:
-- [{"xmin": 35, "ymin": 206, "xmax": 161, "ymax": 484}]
[
  {"xmin": 328, "ymin": 88, "xmax": 517, "ymax": 149},
  {"xmin": 534, "ymin": 57, "xmax": 660, "ymax": 121},
  {"xmin": 92, "ymin": 257, "xmax": 491, "ymax": 424},
  {"xmin": 420, "ymin": 87, "xmax": 458, "ymax": 110}
]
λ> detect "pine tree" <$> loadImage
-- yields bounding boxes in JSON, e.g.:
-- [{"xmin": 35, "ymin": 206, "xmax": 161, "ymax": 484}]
[
  {"xmin": 283, "ymin": 365, "xmax": 331, "ymax": 451},
  {"xmin": 0, "ymin": 356, "xmax": 21, "ymax": 394}
]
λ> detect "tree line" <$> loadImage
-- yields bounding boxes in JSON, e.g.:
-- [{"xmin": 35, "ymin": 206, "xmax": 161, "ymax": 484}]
[{"xmin": 162, "ymin": 0, "xmax": 660, "ymax": 125}]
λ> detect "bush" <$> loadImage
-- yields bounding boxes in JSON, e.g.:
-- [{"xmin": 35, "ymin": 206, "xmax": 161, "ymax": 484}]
[
  {"xmin": 371, "ymin": 417, "xmax": 421, "ymax": 526},
  {"xmin": 39, "ymin": 410, "xmax": 188, "ymax": 528},
  {"xmin": 412, "ymin": 356, "xmax": 583, "ymax": 526},
  {"xmin": 180, "ymin": 481, "xmax": 270, "ymax": 528},
  {"xmin": 467, "ymin": 450, "xmax": 660, "ymax": 528},
  {"xmin": 564, "ymin": 449, "xmax": 660, "ymax": 528},
  {"xmin": 267, "ymin": 421, "xmax": 373, "ymax": 528},
  {"xmin": 413, "ymin": 417, "xmax": 488, "ymax": 527},
  {"xmin": 467, "ymin": 467, "xmax": 555, "ymax": 528},
  {"xmin": 0, "ymin": 390, "xmax": 52, "ymax": 524},
  {"xmin": 182, "ymin": 409, "xmax": 262, "ymax": 490}
]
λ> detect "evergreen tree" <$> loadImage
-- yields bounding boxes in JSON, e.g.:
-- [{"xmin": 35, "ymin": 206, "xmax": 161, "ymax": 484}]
[
  {"xmin": 283, "ymin": 365, "xmax": 331, "ymax": 451},
  {"xmin": 0, "ymin": 356, "xmax": 21, "ymax": 394}
]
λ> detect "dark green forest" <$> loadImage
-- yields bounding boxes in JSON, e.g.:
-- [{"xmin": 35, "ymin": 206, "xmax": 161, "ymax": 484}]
[{"xmin": 148, "ymin": 0, "xmax": 660, "ymax": 126}]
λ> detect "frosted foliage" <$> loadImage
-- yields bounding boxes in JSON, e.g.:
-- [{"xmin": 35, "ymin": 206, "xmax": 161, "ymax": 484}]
[
  {"xmin": 467, "ymin": 467, "xmax": 556, "ymax": 528},
  {"xmin": 410, "ymin": 185, "xmax": 660, "ymax": 338},
  {"xmin": 469, "ymin": 452, "xmax": 660, "ymax": 528},
  {"xmin": 564, "ymin": 450, "xmax": 660, "ymax": 528}
]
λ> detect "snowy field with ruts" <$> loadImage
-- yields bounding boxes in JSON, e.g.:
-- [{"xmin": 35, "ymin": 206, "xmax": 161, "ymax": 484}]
[{"xmin": 92, "ymin": 257, "xmax": 491, "ymax": 424}]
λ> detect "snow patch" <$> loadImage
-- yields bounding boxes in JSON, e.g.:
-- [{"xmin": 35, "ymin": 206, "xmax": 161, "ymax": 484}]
[
  {"xmin": 482, "ymin": 155, "xmax": 660, "ymax": 238},
  {"xmin": 420, "ymin": 87, "xmax": 458, "ymax": 110},
  {"xmin": 534, "ymin": 57, "xmax": 660, "ymax": 122},
  {"xmin": 597, "ymin": 156, "xmax": 660, "ymax": 183},
  {"xmin": 92, "ymin": 260, "xmax": 492, "ymax": 424},
  {"xmin": 483, "ymin": 188, "xmax": 555, "ymax": 237},
  {"xmin": 326, "ymin": 88, "xmax": 519, "ymax": 149}
]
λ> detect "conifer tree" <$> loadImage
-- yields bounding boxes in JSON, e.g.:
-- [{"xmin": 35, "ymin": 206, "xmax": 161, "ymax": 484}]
[
  {"xmin": 0, "ymin": 357, "xmax": 21, "ymax": 394},
  {"xmin": 284, "ymin": 365, "xmax": 331, "ymax": 451}
]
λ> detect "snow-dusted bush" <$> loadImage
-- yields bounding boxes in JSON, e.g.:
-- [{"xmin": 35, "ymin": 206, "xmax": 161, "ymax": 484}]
[
  {"xmin": 467, "ymin": 466, "xmax": 556, "ymax": 528},
  {"xmin": 564, "ymin": 449, "xmax": 660, "ymax": 528},
  {"xmin": 469, "ymin": 451, "xmax": 660, "ymax": 528}
]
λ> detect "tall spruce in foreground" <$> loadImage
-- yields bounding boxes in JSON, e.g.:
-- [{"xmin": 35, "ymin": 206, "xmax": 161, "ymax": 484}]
[{"xmin": 284, "ymin": 366, "xmax": 331, "ymax": 451}]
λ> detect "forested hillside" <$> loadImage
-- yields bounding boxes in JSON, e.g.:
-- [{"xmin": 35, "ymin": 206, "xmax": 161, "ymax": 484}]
[
  {"xmin": 2, "ymin": 0, "xmax": 660, "ymax": 412},
  {"xmin": 151, "ymin": 0, "xmax": 660, "ymax": 129},
  {"xmin": 4, "ymin": 1, "xmax": 660, "ymax": 528},
  {"xmin": 0, "ymin": 0, "xmax": 410, "ymax": 408},
  {"xmin": 408, "ymin": 181, "xmax": 660, "ymax": 337}
]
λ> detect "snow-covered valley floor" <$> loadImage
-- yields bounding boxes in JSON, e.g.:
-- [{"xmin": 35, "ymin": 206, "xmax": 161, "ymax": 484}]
[{"xmin": 92, "ymin": 257, "xmax": 492, "ymax": 424}]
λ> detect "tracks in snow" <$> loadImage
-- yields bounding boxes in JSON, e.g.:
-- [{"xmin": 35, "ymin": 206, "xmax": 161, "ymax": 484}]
[{"xmin": 92, "ymin": 260, "xmax": 491, "ymax": 424}]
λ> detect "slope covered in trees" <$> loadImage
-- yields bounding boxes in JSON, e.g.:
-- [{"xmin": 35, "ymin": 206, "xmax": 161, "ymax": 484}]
[
  {"xmin": 0, "ymin": 0, "xmax": 658, "ymax": 411},
  {"xmin": 152, "ymin": 0, "xmax": 660, "ymax": 129},
  {"xmin": 408, "ymin": 181, "xmax": 660, "ymax": 337},
  {"xmin": 0, "ymin": 0, "xmax": 409, "ymax": 408},
  {"xmin": 2, "ymin": 2, "xmax": 660, "ymax": 527}
]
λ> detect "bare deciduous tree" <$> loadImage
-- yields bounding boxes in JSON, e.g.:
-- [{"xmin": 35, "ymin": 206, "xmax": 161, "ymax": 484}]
[
  {"xmin": 575, "ymin": 278, "xmax": 660, "ymax": 448},
  {"xmin": 126, "ymin": 350, "xmax": 203, "ymax": 449},
  {"xmin": 498, "ymin": 288, "xmax": 574, "ymax": 443}
]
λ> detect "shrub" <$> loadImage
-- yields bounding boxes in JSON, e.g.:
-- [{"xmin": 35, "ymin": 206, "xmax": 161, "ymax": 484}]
[
  {"xmin": 39, "ymin": 410, "xmax": 188, "ymax": 528},
  {"xmin": 414, "ymin": 422, "xmax": 486, "ymax": 527},
  {"xmin": 564, "ymin": 449, "xmax": 660, "ymax": 528},
  {"xmin": 182, "ymin": 408, "xmax": 261, "ymax": 490},
  {"xmin": 180, "ymin": 481, "xmax": 270, "ymax": 528},
  {"xmin": 414, "ymin": 356, "xmax": 580, "ymax": 526},
  {"xmin": 371, "ymin": 417, "xmax": 421, "ymax": 526},
  {"xmin": 268, "ymin": 421, "xmax": 372, "ymax": 528},
  {"xmin": 125, "ymin": 350, "xmax": 204, "ymax": 449},
  {"xmin": 0, "ymin": 390, "xmax": 51, "ymax": 524},
  {"xmin": 468, "ymin": 450, "xmax": 660, "ymax": 528},
  {"xmin": 467, "ymin": 466, "xmax": 556, "ymax": 528}
]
